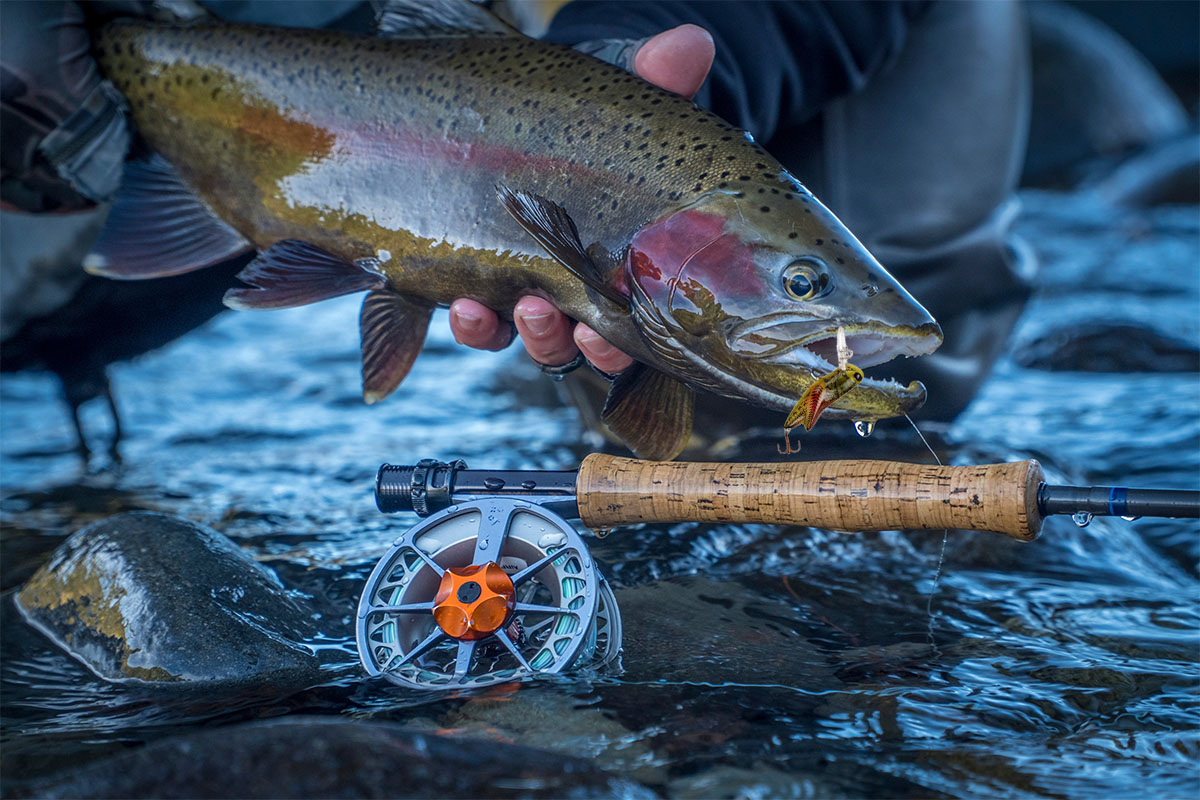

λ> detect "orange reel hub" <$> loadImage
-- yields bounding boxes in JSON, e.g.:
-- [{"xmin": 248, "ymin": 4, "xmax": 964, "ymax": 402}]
[{"xmin": 431, "ymin": 563, "xmax": 516, "ymax": 640}]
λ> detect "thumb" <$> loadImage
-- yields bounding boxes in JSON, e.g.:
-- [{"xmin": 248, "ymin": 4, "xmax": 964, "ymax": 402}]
[{"xmin": 632, "ymin": 24, "xmax": 714, "ymax": 99}]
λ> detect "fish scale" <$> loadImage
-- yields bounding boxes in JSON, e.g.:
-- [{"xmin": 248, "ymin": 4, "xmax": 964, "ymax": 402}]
[{"xmin": 89, "ymin": 7, "xmax": 941, "ymax": 460}]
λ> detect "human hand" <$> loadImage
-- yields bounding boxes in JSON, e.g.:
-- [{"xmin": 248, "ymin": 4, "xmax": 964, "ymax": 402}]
[{"xmin": 449, "ymin": 24, "xmax": 716, "ymax": 376}]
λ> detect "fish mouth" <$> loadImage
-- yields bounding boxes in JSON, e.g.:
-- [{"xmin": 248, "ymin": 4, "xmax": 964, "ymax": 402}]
[
  {"xmin": 721, "ymin": 316, "xmax": 942, "ymax": 417},
  {"xmin": 730, "ymin": 317, "xmax": 943, "ymax": 371}
]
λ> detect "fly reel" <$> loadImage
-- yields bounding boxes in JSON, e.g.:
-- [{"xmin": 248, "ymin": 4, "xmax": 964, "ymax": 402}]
[{"xmin": 356, "ymin": 492, "xmax": 620, "ymax": 690}]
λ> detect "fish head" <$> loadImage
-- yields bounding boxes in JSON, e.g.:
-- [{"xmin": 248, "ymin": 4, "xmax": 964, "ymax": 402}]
[{"xmin": 624, "ymin": 186, "xmax": 943, "ymax": 421}]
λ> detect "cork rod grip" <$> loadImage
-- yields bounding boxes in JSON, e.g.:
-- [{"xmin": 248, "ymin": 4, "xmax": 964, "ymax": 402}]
[{"xmin": 577, "ymin": 455, "xmax": 1045, "ymax": 540}]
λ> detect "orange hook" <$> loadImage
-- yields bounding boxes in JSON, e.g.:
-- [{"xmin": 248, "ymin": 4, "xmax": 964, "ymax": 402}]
[{"xmin": 776, "ymin": 428, "xmax": 802, "ymax": 455}]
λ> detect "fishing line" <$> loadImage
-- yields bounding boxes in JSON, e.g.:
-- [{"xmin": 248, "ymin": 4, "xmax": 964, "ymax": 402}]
[{"xmin": 905, "ymin": 413, "xmax": 948, "ymax": 649}]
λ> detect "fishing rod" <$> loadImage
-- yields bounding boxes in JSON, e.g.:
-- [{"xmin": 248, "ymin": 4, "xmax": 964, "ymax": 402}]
[
  {"xmin": 374, "ymin": 455, "xmax": 1200, "ymax": 540},
  {"xmin": 357, "ymin": 455, "xmax": 1199, "ymax": 690}
]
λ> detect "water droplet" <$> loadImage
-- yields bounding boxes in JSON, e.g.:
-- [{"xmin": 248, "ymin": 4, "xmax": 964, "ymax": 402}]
[
  {"xmin": 854, "ymin": 420, "xmax": 875, "ymax": 437},
  {"xmin": 1121, "ymin": 515, "xmax": 1142, "ymax": 522},
  {"xmin": 538, "ymin": 532, "xmax": 567, "ymax": 549},
  {"xmin": 1072, "ymin": 511, "xmax": 1093, "ymax": 527}
]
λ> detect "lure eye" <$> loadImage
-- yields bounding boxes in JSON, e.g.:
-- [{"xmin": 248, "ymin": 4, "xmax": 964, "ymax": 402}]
[{"xmin": 782, "ymin": 260, "xmax": 826, "ymax": 301}]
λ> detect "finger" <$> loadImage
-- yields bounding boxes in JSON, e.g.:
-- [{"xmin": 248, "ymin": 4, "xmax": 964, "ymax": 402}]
[
  {"xmin": 449, "ymin": 298, "xmax": 512, "ymax": 351},
  {"xmin": 513, "ymin": 296, "xmax": 579, "ymax": 366},
  {"xmin": 575, "ymin": 324, "xmax": 635, "ymax": 376},
  {"xmin": 633, "ymin": 24, "xmax": 715, "ymax": 99}
]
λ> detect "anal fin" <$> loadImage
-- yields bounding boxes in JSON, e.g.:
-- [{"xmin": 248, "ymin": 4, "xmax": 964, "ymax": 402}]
[
  {"xmin": 601, "ymin": 364, "xmax": 695, "ymax": 461},
  {"xmin": 84, "ymin": 153, "xmax": 251, "ymax": 279},
  {"xmin": 224, "ymin": 240, "xmax": 385, "ymax": 310},
  {"xmin": 360, "ymin": 289, "xmax": 434, "ymax": 404}
]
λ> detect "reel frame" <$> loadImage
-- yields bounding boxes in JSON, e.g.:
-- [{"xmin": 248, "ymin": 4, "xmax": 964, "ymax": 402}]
[{"xmin": 356, "ymin": 495, "xmax": 620, "ymax": 690}]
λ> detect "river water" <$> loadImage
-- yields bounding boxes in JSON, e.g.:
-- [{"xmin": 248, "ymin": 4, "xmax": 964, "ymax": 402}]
[{"xmin": 2, "ymin": 189, "xmax": 1197, "ymax": 797}]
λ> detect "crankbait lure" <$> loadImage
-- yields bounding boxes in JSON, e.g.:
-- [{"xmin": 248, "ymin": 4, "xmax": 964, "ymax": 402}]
[{"xmin": 779, "ymin": 328, "xmax": 864, "ymax": 453}]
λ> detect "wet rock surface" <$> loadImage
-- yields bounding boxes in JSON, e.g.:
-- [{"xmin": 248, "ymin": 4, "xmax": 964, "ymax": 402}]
[
  {"xmin": 16, "ymin": 512, "xmax": 321, "ymax": 685},
  {"xmin": 12, "ymin": 716, "xmax": 653, "ymax": 799}
]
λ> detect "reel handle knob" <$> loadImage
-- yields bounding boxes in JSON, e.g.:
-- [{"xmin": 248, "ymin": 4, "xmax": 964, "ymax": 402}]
[{"xmin": 576, "ymin": 455, "xmax": 1045, "ymax": 540}]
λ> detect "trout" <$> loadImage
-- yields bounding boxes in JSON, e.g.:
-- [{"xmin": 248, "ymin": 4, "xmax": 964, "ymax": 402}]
[{"xmin": 87, "ymin": 1, "xmax": 942, "ymax": 460}]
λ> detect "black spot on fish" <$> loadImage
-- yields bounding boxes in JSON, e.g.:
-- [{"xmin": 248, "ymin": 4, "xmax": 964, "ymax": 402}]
[{"xmin": 788, "ymin": 232, "xmax": 798, "ymax": 239}]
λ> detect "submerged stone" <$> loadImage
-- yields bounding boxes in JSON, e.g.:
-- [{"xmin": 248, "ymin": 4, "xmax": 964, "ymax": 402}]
[
  {"xmin": 16, "ymin": 511, "xmax": 320, "ymax": 685},
  {"xmin": 14, "ymin": 717, "xmax": 652, "ymax": 799}
]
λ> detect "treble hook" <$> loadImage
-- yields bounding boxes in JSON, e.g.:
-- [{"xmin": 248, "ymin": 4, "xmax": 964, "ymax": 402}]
[{"xmin": 776, "ymin": 428, "xmax": 802, "ymax": 455}]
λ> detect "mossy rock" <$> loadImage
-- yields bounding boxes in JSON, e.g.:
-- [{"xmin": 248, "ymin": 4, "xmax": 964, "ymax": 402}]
[{"xmin": 16, "ymin": 511, "xmax": 320, "ymax": 686}]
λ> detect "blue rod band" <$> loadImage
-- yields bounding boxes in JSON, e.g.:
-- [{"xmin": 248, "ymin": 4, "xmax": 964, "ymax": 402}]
[{"xmin": 1108, "ymin": 487, "xmax": 1128, "ymax": 517}]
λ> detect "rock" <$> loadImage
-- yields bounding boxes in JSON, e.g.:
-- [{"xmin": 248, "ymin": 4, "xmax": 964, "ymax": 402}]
[
  {"xmin": 16, "ymin": 512, "xmax": 320, "ymax": 686},
  {"xmin": 614, "ymin": 576, "xmax": 837, "ymax": 688},
  {"xmin": 13, "ymin": 717, "xmax": 654, "ymax": 799},
  {"xmin": 432, "ymin": 688, "xmax": 668, "ymax": 786}
]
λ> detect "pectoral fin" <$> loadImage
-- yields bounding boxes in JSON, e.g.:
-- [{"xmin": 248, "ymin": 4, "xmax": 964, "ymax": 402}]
[
  {"xmin": 224, "ymin": 240, "xmax": 385, "ymax": 310},
  {"xmin": 601, "ymin": 364, "xmax": 695, "ymax": 461},
  {"xmin": 360, "ymin": 290, "xmax": 434, "ymax": 404},
  {"xmin": 496, "ymin": 185, "xmax": 629, "ymax": 309},
  {"xmin": 84, "ymin": 153, "xmax": 251, "ymax": 278}
]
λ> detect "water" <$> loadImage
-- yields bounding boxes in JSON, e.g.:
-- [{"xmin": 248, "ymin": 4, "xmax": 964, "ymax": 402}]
[{"xmin": 2, "ymin": 189, "xmax": 1198, "ymax": 797}]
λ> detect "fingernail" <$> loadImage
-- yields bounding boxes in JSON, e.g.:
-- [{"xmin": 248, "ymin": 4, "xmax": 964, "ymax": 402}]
[
  {"xmin": 577, "ymin": 330, "xmax": 614, "ymax": 356},
  {"xmin": 455, "ymin": 308, "xmax": 482, "ymax": 332},
  {"xmin": 521, "ymin": 313, "xmax": 555, "ymax": 336}
]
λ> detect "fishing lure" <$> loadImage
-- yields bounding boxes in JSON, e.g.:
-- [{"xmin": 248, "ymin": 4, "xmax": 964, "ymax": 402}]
[
  {"xmin": 777, "ymin": 363, "xmax": 866, "ymax": 453},
  {"xmin": 778, "ymin": 327, "xmax": 864, "ymax": 453}
]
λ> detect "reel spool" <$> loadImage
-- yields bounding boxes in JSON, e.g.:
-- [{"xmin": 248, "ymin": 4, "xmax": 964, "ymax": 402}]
[{"xmin": 356, "ymin": 497, "xmax": 620, "ymax": 689}]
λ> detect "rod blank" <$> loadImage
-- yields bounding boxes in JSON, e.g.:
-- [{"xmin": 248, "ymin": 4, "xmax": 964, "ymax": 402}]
[{"xmin": 1038, "ymin": 485, "xmax": 1200, "ymax": 519}]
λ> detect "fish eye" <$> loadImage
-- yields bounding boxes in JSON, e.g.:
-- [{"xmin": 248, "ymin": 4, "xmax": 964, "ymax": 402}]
[{"xmin": 782, "ymin": 260, "xmax": 827, "ymax": 301}]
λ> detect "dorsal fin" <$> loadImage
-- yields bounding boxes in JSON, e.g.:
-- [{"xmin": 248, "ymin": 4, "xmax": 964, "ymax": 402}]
[{"xmin": 373, "ymin": 0, "xmax": 520, "ymax": 38}]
